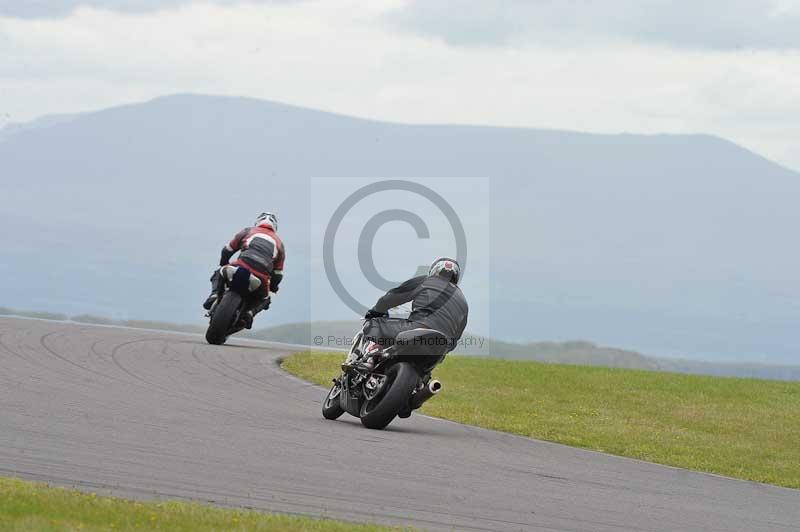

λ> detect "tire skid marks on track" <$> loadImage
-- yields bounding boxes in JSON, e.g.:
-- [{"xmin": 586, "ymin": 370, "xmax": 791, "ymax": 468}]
[
  {"xmin": 108, "ymin": 338, "xmax": 266, "ymax": 422},
  {"xmin": 0, "ymin": 327, "xmax": 69, "ymax": 380},
  {"xmin": 119, "ymin": 338, "xmax": 324, "ymax": 442},
  {"xmin": 200, "ymin": 344, "xmax": 305, "ymax": 396},
  {"xmin": 190, "ymin": 343, "xmax": 266, "ymax": 392},
  {"xmin": 3, "ymin": 317, "xmax": 799, "ymax": 532},
  {"xmin": 40, "ymin": 330, "xmax": 132, "ymax": 386}
]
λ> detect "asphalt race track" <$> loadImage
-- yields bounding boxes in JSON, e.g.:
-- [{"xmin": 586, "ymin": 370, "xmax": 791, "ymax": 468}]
[{"xmin": 1, "ymin": 317, "xmax": 797, "ymax": 531}]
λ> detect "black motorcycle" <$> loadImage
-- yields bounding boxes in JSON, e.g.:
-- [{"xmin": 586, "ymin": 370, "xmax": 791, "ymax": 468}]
[
  {"xmin": 205, "ymin": 264, "xmax": 264, "ymax": 345},
  {"xmin": 322, "ymin": 322, "xmax": 447, "ymax": 429}
]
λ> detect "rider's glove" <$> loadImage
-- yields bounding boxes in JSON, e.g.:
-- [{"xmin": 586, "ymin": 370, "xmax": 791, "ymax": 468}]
[
  {"xmin": 219, "ymin": 246, "xmax": 235, "ymax": 266},
  {"xmin": 270, "ymin": 272, "xmax": 283, "ymax": 293},
  {"xmin": 364, "ymin": 309, "xmax": 388, "ymax": 320}
]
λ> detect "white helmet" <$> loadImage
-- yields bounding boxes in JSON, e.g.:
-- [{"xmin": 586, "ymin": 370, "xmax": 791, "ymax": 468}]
[
  {"xmin": 255, "ymin": 212, "xmax": 278, "ymax": 231},
  {"xmin": 429, "ymin": 257, "xmax": 460, "ymax": 285}
]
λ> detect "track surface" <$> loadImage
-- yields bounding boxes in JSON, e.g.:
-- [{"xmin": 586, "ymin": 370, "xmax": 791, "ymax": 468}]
[{"xmin": 0, "ymin": 317, "xmax": 797, "ymax": 531}]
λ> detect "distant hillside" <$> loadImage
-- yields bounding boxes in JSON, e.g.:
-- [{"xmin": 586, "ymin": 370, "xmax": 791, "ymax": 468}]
[
  {"xmin": 3, "ymin": 309, "xmax": 798, "ymax": 380},
  {"xmin": 653, "ymin": 357, "xmax": 800, "ymax": 381},
  {"xmin": 248, "ymin": 320, "xmax": 800, "ymax": 380},
  {"xmin": 0, "ymin": 113, "xmax": 78, "ymax": 142},
  {"xmin": 243, "ymin": 320, "xmax": 653, "ymax": 367},
  {"xmin": 0, "ymin": 308, "xmax": 677, "ymax": 371},
  {"xmin": 3, "ymin": 94, "xmax": 800, "ymax": 364}
]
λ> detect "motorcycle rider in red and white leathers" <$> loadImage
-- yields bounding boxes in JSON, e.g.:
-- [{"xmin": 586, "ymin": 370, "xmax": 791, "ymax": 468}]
[{"xmin": 203, "ymin": 212, "xmax": 285, "ymax": 329}]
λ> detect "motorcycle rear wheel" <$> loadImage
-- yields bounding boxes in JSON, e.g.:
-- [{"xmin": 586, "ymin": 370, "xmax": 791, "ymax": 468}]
[
  {"xmin": 205, "ymin": 291, "xmax": 242, "ymax": 345},
  {"xmin": 360, "ymin": 362, "xmax": 418, "ymax": 430}
]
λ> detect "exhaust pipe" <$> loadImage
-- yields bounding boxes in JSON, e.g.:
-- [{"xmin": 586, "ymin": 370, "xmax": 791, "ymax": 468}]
[{"xmin": 409, "ymin": 380, "xmax": 442, "ymax": 410}]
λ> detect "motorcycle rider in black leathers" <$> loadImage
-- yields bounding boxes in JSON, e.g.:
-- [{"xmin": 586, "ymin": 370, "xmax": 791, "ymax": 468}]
[{"xmin": 353, "ymin": 257, "xmax": 468, "ymax": 370}]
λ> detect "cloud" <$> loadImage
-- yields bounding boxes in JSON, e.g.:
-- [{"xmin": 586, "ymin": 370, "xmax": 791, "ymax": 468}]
[
  {"xmin": 386, "ymin": 0, "xmax": 800, "ymax": 50},
  {"xmin": 1, "ymin": 0, "xmax": 800, "ymax": 172},
  {"xmin": 0, "ymin": 0, "xmax": 291, "ymax": 19}
]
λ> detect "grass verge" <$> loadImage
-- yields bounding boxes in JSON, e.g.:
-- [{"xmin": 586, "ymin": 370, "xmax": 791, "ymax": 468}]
[
  {"xmin": 0, "ymin": 476, "xmax": 406, "ymax": 531},
  {"xmin": 282, "ymin": 352, "xmax": 800, "ymax": 489}
]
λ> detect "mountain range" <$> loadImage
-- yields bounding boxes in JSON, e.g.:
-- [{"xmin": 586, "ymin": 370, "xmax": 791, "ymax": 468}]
[{"xmin": 1, "ymin": 94, "xmax": 798, "ymax": 365}]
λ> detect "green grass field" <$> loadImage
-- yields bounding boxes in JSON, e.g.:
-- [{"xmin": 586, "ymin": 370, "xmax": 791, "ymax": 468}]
[
  {"xmin": 282, "ymin": 352, "xmax": 800, "ymax": 489},
  {"xmin": 0, "ymin": 477, "xmax": 405, "ymax": 531}
]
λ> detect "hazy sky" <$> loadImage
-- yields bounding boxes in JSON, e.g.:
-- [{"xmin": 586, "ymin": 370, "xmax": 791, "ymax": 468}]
[{"xmin": 2, "ymin": 0, "xmax": 800, "ymax": 170}]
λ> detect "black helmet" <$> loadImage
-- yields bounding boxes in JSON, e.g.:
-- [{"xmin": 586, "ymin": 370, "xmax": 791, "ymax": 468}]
[{"xmin": 428, "ymin": 257, "xmax": 460, "ymax": 285}]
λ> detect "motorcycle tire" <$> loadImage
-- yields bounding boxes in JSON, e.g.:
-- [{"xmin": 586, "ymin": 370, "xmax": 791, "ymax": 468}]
[
  {"xmin": 360, "ymin": 362, "xmax": 418, "ymax": 430},
  {"xmin": 322, "ymin": 380, "xmax": 345, "ymax": 420},
  {"xmin": 205, "ymin": 291, "xmax": 242, "ymax": 345}
]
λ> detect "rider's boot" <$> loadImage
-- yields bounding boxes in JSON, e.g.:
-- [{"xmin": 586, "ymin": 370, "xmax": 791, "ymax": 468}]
[
  {"xmin": 343, "ymin": 340, "xmax": 379, "ymax": 370},
  {"xmin": 241, "ymin": 309, "xmax": 254, "ymax": 329},
  {"xmin": 203, "ymin": 294, "xmax": 218, "ymax": 310},
  {"xmin": 241, "ymin": 296, "xmax": 271, "ymax": 330},
  {"xmin": 358, "ymin": 356, "xmax": 376, "ymax": 371},
  {"xmin": 203, "ymin": 270, "xmax": 224, "ymax": 310},
  {"xmin": 343, "ymin": 346, "xmax": 361, "ymax": 368},
  {"xmin": 356, "ymin": 341, "xmax": 382, "ymax": 371}
]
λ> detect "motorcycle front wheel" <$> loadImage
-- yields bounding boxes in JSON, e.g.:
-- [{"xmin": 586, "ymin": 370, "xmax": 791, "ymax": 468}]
[{"xmin": 322, "ymin": 380, "xmax": 345, "ymax": 420}]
